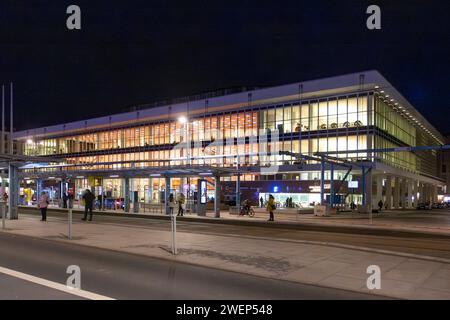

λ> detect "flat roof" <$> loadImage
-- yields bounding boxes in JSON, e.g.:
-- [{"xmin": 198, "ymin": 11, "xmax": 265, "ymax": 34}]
[{"xmin": 13, "ymin": 70, "xmax": 444, "ymax": 144}]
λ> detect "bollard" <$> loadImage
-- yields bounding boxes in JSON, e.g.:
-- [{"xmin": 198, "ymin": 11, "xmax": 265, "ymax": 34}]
[
  {"xmin": 171, "ymin": 213, "xmax": 177, "ymax": 255},
  {"xmin": 68, "ymin": 208, "xmax": 72, "ymax": 239}
]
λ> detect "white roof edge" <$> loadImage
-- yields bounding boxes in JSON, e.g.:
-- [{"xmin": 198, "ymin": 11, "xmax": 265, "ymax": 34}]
[{"xmin": 13, "ymin": 70, "xmax": 443, "ymax": 143}]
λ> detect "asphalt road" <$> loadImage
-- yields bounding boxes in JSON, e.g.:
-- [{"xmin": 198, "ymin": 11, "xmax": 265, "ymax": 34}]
[
  {"xmin": 0, "ymin": 273, "xmax": 82, "ymax": 300},
  {"xmin": 23, "ymin": 209, "xmax": 450, "ymax": 260},
  {"xmin": 0, "ymin": 232, "xmax": 379, "ymax": 300}
]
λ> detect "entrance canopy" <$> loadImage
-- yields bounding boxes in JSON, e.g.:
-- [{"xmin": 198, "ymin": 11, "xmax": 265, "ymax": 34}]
[{"xmin": 0, "ymin": 154, "xmax": 62, "ymax": 168}]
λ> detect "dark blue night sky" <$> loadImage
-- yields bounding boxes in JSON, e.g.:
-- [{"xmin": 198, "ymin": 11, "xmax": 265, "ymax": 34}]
[{"xmin": 0, "ymin": 0, "xmax": 449, "ymax": 133}]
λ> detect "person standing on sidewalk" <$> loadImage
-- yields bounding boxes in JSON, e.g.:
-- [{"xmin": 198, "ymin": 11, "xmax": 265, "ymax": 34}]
[
  {"xmin": 38, "ymin": 191, "xmax": 49, "ymax": 221},
  {"xmin": 168, "ymin": 193, "xmax": 176, "ymax": 215},
  {"xmin": 266, "ymin": 194, "xmax": 276, "ymax": 222},
  {"xmin": 82, "ymin": 189, "xmax": 95, "ymax": 221}
]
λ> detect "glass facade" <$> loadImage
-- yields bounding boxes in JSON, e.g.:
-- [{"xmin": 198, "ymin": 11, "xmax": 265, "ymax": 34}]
[
  {"xmin": 373, "ymin": 94, "xmax": 438, "ymax": 176},
  {"xmin": 20, "ymin": 90, "xmax": 440, "ymax": 179}
]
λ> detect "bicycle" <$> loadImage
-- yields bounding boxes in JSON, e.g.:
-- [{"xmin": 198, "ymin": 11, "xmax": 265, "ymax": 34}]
[{"xmin": 239, "ymin": 206, "xmax": 255, "ymax": 217}]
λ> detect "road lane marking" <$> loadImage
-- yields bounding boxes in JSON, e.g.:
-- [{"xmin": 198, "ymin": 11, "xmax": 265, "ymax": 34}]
[{"xmin": 0, "ymin": 265, "xmax": 115, "ymax": 300}]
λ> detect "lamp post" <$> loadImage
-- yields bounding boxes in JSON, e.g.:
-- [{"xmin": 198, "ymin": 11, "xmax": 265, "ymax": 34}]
[{"xmin": 178, "ymin": 116, "xmax": 190, "ymax": 214}]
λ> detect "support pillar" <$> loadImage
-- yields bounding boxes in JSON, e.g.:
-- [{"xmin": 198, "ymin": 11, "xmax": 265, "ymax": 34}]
[
  {"xmin": 124, "ymin": 177, "xmax": 130, "ymax": 213},
  {"xmin": 165, "ymin": 176, "xmax": 171, "ymax": 215},
  {"xmin": 330, "ymin": 163, "xmax": 334, "ymax": 206},
  {"xmin": 428, "ymin": 184, "xmax": 433, "ymax": 203},
  {"xmin": 236, "ymin": 173, "xmax": 241, "ymax": 208},
  {"xmin": 400, "ymin": 178, "xmax": 406, "ymax": 209},
  {"xmin": 407, "ymin": 179, "xmax": 413, "ymax": 209},
  {"xmin": 393, "ymin": 176, "xmax": 400, "ymax": 209},
  {"xmin": 417, "ymin": 182, "xmax": 421, "ymax": 203},
  {"xmin": 320, "ymin": 157, "xmax": 325, "ymax": 204},
  {"xmin": 130, "ymin": 178, "xmax": 134, "ymax": 212},
  {"xmin": 148, "ymin": 177, "xmax": 153, "ymax": 204},
  {"xmin": 423, "ymin": 184, "xmax": 429, "ymax": 204},
  {"xmin": 412, "ymin": 180, "xmax": 418, "ymax": 208},
  {"xmin": 385, "ymin": 175, "xmax": 392, "ymax": 209},
  {"xmin": 366, "ymin": 169, "xmax": 373, "ymax": 213},
  {"xmin": 373, "ymin": 175, "xmax": 383, "ymax": 209},
  {"xmin": 432, "ymin": 185, "xmax": 438, "ymax": 203},
  {"xmin": 8, "ymin": 164, "xmax": 18, "ymax": 219},
  {"xmin": 60, "ymin": 179, "xmax": 67, "ymax": 208},
  {"xmin": 363, "ymin": 168, "xmax": 372, "ymax": 211},
  {"xmin": 214, "ymin": 175, "xmax": 220, "ymax": 218}
]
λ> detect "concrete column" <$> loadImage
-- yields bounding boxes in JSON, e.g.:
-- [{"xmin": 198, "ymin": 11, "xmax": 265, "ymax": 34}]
[
  {"xmin": 330, "ymin": 164, "xmax": 334, "ymax": 206},
  {"xmin": 407, "ymin": 179, "xmax": 413, "ymax": 209},
  {"xmin": 422, "ymin": 184, "xmax": 427, "ymax": 203},
  {"xmin": 385, "ymin": 175, "xmax": 392, "ymax": 209},
  {"xmin": 373, "ymin": 175, "xmax": 383, "ymax": 209},
  {"xmin": 130, "ymin": 178, "xmax": 134, "ymax": 211},
  {"xmin": 60, "ymin": 179, "xmax": 66, "ymax": 208},
  {"xmin": 400, "ymin": 178, "xmax": 406, "ymax": 209},
  {"xmin": 417, "ymin": 182, "xmax": 423, "ymax": 203},
  {"xmin": 365, "ymin": 169, "xmax": 373, "ymax": 211},
  {"xmin": 423, "ymin": 184, "xmax": 429, "ymax": 203},
  {"xmin": 148, "ymin": 177, "xmax": 153, "ymax": 204},
  {"xmin": 428, "ymin": 184, "xmax": 433, "ymax": 203},
  {"xmin": 8, "ymin": 164, "xmax": 18, "ymax": 219},
  {"xmin": 124, "ymin": 178, "xmax": 130, "ymax": 213},
  {"xmin": 393, "ymin": 176, "xmax": 400, "ymax": 209},
  {"xmin": 236, "ymin": 173, "xmax": 241, "ymax": 207},
  {"xmin": 165, "ymin": 176, "xmax": 170, "ymax": 215},
  {"xmin": 214, "ymin": 175, "xmax": 220, "ymax": 218},
  {"xmin": 412, "ymin": 180, "xmax": 418, "ymax": 208},
  {"xmin": 433, "ymin": 185, "xmax": 438, "ymax": 203}
]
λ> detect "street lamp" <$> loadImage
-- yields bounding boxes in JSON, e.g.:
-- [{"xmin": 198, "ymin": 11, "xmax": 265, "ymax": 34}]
[
  {"xmin": 178, "ymin": 116, "xmax": 187, "ymax": 124},
  {"xmin": 178, "ymin": 116, "xmax": 191, "ymax": 214}
]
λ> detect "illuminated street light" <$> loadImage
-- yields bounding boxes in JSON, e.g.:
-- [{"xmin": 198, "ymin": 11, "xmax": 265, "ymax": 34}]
[{"xmin": 178, "ymin": 116, "xmax": 187, "ymax": 124}]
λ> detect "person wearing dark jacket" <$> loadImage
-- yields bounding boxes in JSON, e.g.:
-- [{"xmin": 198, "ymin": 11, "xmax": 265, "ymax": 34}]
[
  {"xmin": 82, "ymin": 189, "xmax": 95, "ymax": 221},
  {"xmin": 378, "ymin": 200, "xmax": 383, "ymax": 212}
]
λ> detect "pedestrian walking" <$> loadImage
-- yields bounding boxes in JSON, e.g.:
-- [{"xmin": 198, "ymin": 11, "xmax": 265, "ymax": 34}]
[
  {"xmin": 260, "ymin": 196, "xmax": 264, "ymax": 208},
  {"xmin": 68, "ymin": 192, "xmax": 74, "ymax": 209},
  {"xmin": 177, "ymin": 193, "xmax": 185, "ymax": 216},
  {"xmin": 38, "ymin": 191, "xmax": 49, "ymax": 221},
  {"xmin": 168, "ymin": 193, "xmax": 176, "ymax": 215},
  {"xmin": 82, "ymin": 189, "xmax": 95, "ymax": 221},
  {"xmin": 266, "ymin": 194, "xmax": 276, "ymax": 222},
  {"xmin": 62, "ymin": 192, "xmax": 68, "ymax": 208}
]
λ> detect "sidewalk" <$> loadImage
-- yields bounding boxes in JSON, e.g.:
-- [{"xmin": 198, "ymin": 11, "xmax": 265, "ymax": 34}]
[
  {"xmin": 2, "ymin": 213, "xmax": 450, "ymax": 299},
  {"xmin": 20, "ymin": 205, "xmax": 450, "ymax": 237}
]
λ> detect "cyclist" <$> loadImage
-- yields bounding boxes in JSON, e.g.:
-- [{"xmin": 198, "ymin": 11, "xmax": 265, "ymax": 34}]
[{"xmin": 241, "ymin": 199, "xmax": 252, "ymax": 215}]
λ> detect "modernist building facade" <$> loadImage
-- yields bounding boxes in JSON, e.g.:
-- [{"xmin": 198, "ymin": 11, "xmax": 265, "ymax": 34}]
[{"xmin": 13, "ymin": 71, "xmax": 445, "ymax": 211}]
